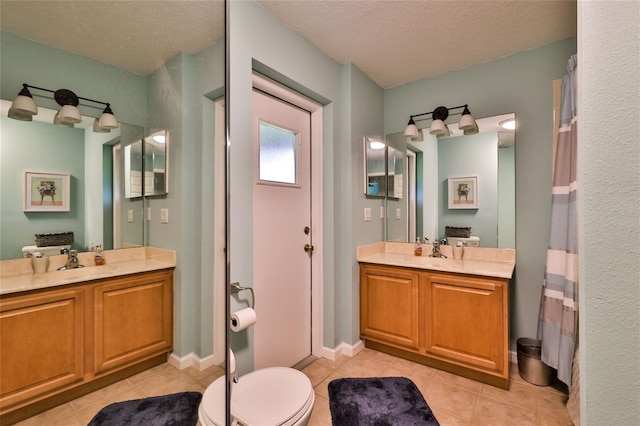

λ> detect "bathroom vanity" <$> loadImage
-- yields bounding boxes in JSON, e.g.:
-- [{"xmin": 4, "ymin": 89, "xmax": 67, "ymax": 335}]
[
  {"xmin": 0, "ymin": 247, "xmax": 175, "ymax": 424},
  {"xmin": 358, "ymin": 242, "xmax": 515, "ymax": 389}
]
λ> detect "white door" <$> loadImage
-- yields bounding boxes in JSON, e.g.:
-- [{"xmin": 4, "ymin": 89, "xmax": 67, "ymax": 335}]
[{"xmin": 252, "ymin": 89, "xmax": 312, "ymax": 369}]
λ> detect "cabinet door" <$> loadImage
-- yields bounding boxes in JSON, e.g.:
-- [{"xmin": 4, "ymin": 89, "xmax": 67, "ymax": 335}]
[
  {"xmin": 0, "ymin": 288, "xmax": 84, "ymax": 411},
  {"xmin": 360, "ymin": 265, "xmax": 420, "ymax": 350},
  {"xmin": 94, "ymin": 270, "xmax": 173, "ymax": 374},
  {"xmin": 424, "ymin": 273, "xmax": 508, "ymax": 374}
]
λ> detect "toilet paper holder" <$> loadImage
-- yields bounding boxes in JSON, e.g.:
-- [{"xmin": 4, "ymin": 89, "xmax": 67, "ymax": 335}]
[{"xmin": 230, "ymin": 282, "xmax": 255, "ymax": 309}]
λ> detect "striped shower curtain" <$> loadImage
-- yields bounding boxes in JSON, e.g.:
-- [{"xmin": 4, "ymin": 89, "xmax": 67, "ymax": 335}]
[{"xmin": 538, "ymin": 54, "xmax": 578, "ymax": 388}]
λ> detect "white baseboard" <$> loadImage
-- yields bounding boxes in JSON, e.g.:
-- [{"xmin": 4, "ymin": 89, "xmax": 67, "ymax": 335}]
[
  {"xmin": 321, "ymin": 340, "xmax": 365, "ymax": 361},
  {"xmin": 168, "ymin": 352, "xmax": 222, "ymax": 371}
]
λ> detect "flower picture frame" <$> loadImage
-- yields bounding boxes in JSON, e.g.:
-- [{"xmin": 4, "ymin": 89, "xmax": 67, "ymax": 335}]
[
  {"xmin": 24, "ymin": 171, "xmax": 70, "ymax": 212},
  {"xmin": 448, "ymin": 176, "xmax": 479, "ymax": 209}
]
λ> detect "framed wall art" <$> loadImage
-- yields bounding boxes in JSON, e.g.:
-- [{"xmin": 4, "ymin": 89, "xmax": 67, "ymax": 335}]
[
  {"xmin": 24, "ymin": 171, "xmax": 70, "ymax": 212},
  {"xmin": 448, "ymin": 176, "xmax": 479, "ymax": 209}
]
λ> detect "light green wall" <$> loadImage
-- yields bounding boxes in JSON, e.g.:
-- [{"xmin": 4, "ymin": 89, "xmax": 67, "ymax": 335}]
[
  {"xmin": 0, "ymin": 118, "xmax": 85, "ymax": 258},
  {"xmin": 579, "ymin": 2, "xmax": 640, "ymax": 424},
  {"xmin": 384, "ymin": 38, "xmax": 577, "ymax": 352}
]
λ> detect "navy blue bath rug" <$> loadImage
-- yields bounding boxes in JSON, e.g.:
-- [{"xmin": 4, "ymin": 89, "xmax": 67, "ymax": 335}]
[
  {"xmin": 328, "ymin": 377, "xmax": 439, "ymax": 426},
  {"xmin": 87, "ymin": 391, "xmax": 202, "ymax": 426}
]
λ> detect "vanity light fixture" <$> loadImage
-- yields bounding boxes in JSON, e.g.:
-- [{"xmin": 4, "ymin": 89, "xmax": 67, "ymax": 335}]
[
  {"xmin": 7, "ymin": 83, "xmax": 118, "ymax": 132},
  {"xmin": 404, "ymin": 104, "xmax": 478, "ymax": 139}
]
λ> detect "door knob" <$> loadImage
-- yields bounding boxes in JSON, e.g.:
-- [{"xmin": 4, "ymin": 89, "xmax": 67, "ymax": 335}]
[{"xmin": 304, "ymin": 243, "xmax": 314, "ymax": 253}]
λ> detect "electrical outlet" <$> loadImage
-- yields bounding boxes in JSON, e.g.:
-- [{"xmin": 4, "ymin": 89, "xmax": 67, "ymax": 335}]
[
  {"xmin": 396, "ymin": 208, "xmax": 401, "ymax": 220},
  {"xmin": 380, "ymin": 206, "xmax": 385, "ymax": 219},
  {"xmin": 160, "ymin": 208, "xmax": 169, "ymax": 224},
  {"xmin": 146, "ymin": 207, "xmax": 152, "ymax": 221},
  {"xmin": 364, "ymin": 207, "xmax": 372, "ymax": 222},
  {"xmin": 128, "ymin": 209, "xmax": 134, "ymax": 223}
]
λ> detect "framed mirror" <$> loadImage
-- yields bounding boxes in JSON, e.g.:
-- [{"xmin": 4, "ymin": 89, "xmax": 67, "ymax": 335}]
[
  {"xmin": 144, "ymin": 130, "xmax": 169, "ymax": 197},
  {"xmin": 363, "ymin": 137, "xmax": 386, "ymax": 197}
]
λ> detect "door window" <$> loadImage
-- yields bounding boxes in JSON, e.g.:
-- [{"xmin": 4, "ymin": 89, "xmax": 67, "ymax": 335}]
[{"xmin": 258, "ymin": 121, "xmax": 298, "ymax": 185}]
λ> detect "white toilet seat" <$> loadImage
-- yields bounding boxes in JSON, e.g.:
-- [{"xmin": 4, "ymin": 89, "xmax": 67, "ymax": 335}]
[{"xmin": 200, "ymin": 367, "xmax": 314, "ymax": 426}]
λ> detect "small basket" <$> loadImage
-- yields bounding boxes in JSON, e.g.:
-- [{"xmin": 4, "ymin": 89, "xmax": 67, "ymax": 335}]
[
  {"xmin": 445, "ymin": 226, "xmax": 471, "ymax": 238},
  {"xmin": 35, "ymin": 231, "xmax": 74, "ymax": 247}
]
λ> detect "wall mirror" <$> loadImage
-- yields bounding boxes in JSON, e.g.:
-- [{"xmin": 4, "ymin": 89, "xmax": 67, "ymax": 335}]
[
  {"xmin": 0, "ymin": 2, "xmax": 222, "ymax": 261},
  {"xmin": 364, "ymin": 137, "xmax": 404, "ymax": 199},
  {"xmin": 385, "ymin": 113, "xmax": 515, "ymax": 248},
  {"xmin": 144, "ymin": 130, "xmax": 169, "ymax": 197}
]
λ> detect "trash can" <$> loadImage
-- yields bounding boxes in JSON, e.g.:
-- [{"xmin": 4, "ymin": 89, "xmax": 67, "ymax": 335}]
[{"xmin": 516, "ymin": 338, "xmax": 556, "ymax": 386}]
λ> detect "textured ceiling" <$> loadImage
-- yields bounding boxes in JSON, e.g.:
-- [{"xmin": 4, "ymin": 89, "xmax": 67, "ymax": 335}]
[
  {"xmin": 0, "ymin": 0, "xmax": 576, "ymax": 86},
  {"xmin": 257, "ymin": 0, "xmax": 577, "ymax": 88}
]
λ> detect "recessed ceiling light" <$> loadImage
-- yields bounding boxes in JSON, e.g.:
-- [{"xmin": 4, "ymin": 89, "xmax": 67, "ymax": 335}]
[{"xmin": 500, "ymin": 118, "xmax": 516, "ymax": 130}]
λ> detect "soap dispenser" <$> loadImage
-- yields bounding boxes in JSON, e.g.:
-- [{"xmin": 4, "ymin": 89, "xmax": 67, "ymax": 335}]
[
  {"xmin": 94, "ymin": 244, "xmax": 106, "ymax": 266},
  {"xmin": 414, "ymin": 237, "xmax": 422, "ymax": 256}
]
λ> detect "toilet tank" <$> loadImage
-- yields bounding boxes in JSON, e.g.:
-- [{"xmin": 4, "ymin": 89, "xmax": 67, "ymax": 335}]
[
  {"xmin": 447, "ymin": 236, "xmax": 480, "ymax": 247},
  {"xmin": 22, "ymin": 245, "xmax": 71, "ymax": 257}
]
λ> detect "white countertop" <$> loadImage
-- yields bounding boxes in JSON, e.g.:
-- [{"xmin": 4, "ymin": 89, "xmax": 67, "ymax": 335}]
[
  {"xmin": 0, "ymin": 247, "xmax": 176, "ymax": 295},
  {"xmin": 357, "ymin": 242, "xmax": 516, "ymax": 279}
]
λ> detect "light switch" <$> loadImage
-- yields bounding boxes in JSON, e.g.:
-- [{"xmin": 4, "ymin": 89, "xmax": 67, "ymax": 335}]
[
  {"xmin": 364, "ymin": 207, "xmax": 372, "ymax": 222},
  {"xmin": 146, "ymin": 207, "xmax": 152, "ymax": 221},
  {"xmin": 380, "ymin": 206, "xmax": 385, "ymax": 219},
  {"xmin": 395, "ymin": 208, "xmax": 401, "ymax": 220},
  {"xmin": 128, "ymin": 209, "xmax": 134, "ymax": 223},
  {"xmin": 160, "ymin": 208, "xmax": 169, "ymax": 224}
]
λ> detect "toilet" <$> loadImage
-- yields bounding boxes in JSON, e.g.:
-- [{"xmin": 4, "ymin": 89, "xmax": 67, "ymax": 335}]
[
  {"xmin": 22, "ymin": 244, "xmax": 71, "ymax": 257},
  {"xmin": 447, "ymin": 236, "xmax": 480, "ymax": 247},
  {"xmin": 199, "ymin": 352, "xmax": 315, "ymax": 426}
]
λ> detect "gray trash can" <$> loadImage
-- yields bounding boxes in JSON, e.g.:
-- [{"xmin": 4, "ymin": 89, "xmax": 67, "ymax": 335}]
[{"xmin": 516, "ymin": 338, "xmax": 556, "ymax": 386}]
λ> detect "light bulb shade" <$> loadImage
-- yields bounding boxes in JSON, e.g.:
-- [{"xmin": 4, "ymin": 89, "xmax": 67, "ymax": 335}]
[
  {"xmin": 98, "ymin": 105, "xmax": 118, "ymax": 129},
  {"xmin": 430, "ymin": 119, "xmax": 445, "ymax": 136},
  {"xmin": 8, "ymin": 107, "xmax": 33, "ymax": 121},
  {"xmin": 458, "ymin": 112, "xmax": 476, "ymax": 131},
  {"xmin": 11, "ymin": 94, "xmax": 38, "ymax": 116},
  {"xmin": 98, "ymin": 112, "xmax": 118, "ymax": 129},
  {"xmin": 54, "ymin": 112, "xmax": 74, "ymax": 127},
  {"xmin": 404, "ymin": 117, "xmax": 418, "ymax": 138},
  {"xmin": 93, "ymin": 118, "xmax": 110, "ymax": 133},
  {"xmin": 463, "ymin": 122, "xmax": 479, "ymax": 135},
  {"xmin": 58, "ymin": 105, "xmax": 82, "ymax": 124}
]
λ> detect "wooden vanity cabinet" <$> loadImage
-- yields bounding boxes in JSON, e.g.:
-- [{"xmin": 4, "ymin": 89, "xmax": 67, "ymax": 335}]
[
  {"xmin": 0, "ymin": 269, "xmax": 173, "ymax": 423},
  {"xmin": 360, "ymin": 263, "xmax": 510, "ymax": 389}
]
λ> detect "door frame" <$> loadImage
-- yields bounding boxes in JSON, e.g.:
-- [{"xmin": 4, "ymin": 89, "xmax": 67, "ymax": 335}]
[{"xmin": 252, "ymin": 73, "xmax": 324, "ymax": 358}]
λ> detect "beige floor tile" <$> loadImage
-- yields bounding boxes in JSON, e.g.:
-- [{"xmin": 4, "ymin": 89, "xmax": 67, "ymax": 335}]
[
  {"xmin": 301, "ymin": 362, "xmax": 335, "ymax": 387},
  {"xmin": 314, "ymin": 371, "xmax": 351, "ymax": 400},
  {"xmin": 13, "ymin": 403, "xmax": 76, "ymax": 426},
  {"xmin": 537, "ymin": 387, "xmax": 573, "ymax": 425},
  {"xmin": 472, "ymin": 394, "xmax": 537, "ymax": 426},
  {"xmin": 134, "ymin": 372, "xmax": 205, "ymax": 398},
  {"xmin": 74, "ymin": 387, "xmax": 144, "ymax": 425},
  {"xmin": 69, "ymin": 379, "xmax": 135, "ymax": 411},
  {"xmin": 390, "ymin": 356, "xmax": 438, "ymax": 378},
  {"xmin": 429, "ymin": 407, "xmax": 472, "ymax": 426},
  {"xmin": 415, "ymin": 375, "xmax": 478, "ymax": 421},
  {"xmin": 313, "ymin": 355, "xmax": 349, "ymax": 370},
  {"xmin": 337, "ymin": 355, "xmax": 389, "ymax": 377},
  {"xmin": 308, "ymin": 394, "xmax": 332, "ymax": 426},
  {"xmin": 356, "ymin": 347, "xmax": 397, "ymax": 364},
  {"xmin": 434, "ymin": 369, "xmax": 483, "ymax": 394},
  {"xmin": 479, "ymin": 380, "xmax": 537, "ymax": 412},
  {"xmin": 126, "ymin": 362, "xmax": 183, "ymax": 387}
]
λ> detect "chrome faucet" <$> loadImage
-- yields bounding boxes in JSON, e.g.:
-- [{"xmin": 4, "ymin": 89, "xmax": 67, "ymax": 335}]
[
  {"xmin": 58, "ymin": 249, "xmax": 84, "ymax": 270},
  {"xmin": 429, "ymin": 242, "xmax": 447, "ymax": 258}
]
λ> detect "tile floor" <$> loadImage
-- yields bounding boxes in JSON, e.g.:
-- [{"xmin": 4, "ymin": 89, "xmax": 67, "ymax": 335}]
[{"xmin": 14, "ymin": 348, "xmax": 573, "ymax": 426}]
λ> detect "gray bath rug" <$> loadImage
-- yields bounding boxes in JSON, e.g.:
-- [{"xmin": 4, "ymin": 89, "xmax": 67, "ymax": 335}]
[
  {"xmin": 87, "ymin": 391, "xmax": 202, "ymax": 426},
  {"xmin": 328, "ymin": 377, "xmax": 439, "ymax": 425}
]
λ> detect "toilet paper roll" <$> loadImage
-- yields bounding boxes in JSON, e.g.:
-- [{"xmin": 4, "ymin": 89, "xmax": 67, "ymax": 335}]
[{"xmin": 230, "ymin": 307, "xmax": 257, "ymax": 332}]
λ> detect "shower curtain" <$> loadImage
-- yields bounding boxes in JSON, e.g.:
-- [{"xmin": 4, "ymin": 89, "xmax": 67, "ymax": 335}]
[{"xmin": 537, "ymin": 54, "xmax": 578, "ymax": 389}]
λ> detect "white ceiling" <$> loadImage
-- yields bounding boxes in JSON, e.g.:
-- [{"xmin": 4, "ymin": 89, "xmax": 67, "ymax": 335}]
[{"xmin": 0, "ymin": 0, "xmax": 576, "ymax": 87}]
